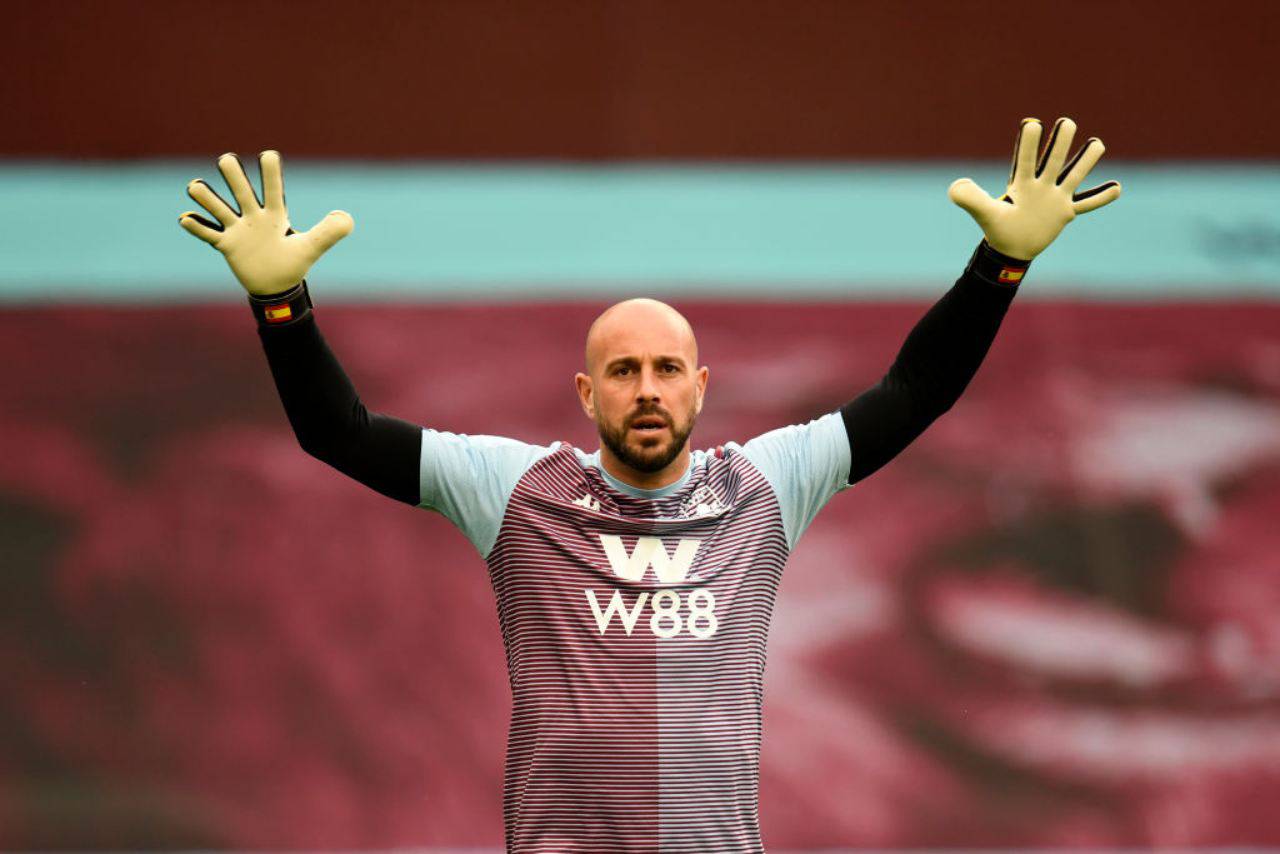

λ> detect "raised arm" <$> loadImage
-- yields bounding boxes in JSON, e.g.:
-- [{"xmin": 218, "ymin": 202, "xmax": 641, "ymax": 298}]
[
  {"xmin": 842, "ymin": 116, "xmax": 1121, "ymax": 484},
  {"xmin": 179, "ymin": 151, "xmax": 422, "ymax": 504},
  {"xmin": 840, "ymin": 240, "xmax": 1024, "ymax": 483}
]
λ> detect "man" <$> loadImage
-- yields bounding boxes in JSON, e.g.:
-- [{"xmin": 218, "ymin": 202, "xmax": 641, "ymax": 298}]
[{"xmin": 178, "ymin": 117, "xmax": 1119, "ymax": 852}]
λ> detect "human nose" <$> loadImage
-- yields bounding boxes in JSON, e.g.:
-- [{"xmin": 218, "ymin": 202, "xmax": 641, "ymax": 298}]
[{"xmin": 635, "ymin": 365, "xmax": 661, "ymax": 402}]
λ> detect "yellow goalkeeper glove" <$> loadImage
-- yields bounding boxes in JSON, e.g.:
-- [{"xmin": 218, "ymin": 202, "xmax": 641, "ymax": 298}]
[
  {"xmin": 949, "ymin": 117, "xmax": 1121, "ymax": 261},
  {"xmin": 179, "ymin": 150, "xmax": 353, "ymax": 296}
]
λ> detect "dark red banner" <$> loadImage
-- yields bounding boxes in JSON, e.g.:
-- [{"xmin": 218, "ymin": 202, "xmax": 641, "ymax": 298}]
[{"xmin": 1, "ymin": 299, "xmax": 1279, "ymax": 848}]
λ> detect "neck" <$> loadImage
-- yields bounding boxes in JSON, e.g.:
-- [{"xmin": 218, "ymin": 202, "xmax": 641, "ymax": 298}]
[{"xmin": 599, "ymin": 445, "xmax": 691, "ymax": 491}]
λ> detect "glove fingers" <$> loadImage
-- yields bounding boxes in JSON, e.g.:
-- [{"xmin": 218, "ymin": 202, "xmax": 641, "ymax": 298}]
[
  {"xmin": 178, "ymin": 211, "xmax": 224, "ymax": 245},
  {"xmin": 217, "ymin": 153, "xmax": 262, "ymax": 214},
  {"xmin": 260, "ymin": 150, "xmax": 286, "ymax": 212},
  {"xmin": 1009, "ymin": 118, "xmax": 1043, "ymax": 184},
  {"xmin": 1072, "ymin": 181, "xmax": 1122, "ymax": 214},
  {"xmin": 1036, "ymin": 117, "xmax": 1077, "ymax": 179},
  {"xmin": 948, "ymin": 178, "xmax": 997, "ymax": 220},
  {"xmin": 186, "ymin": 179, "xmax": 237, "ymax": 225},
  {"xmin": 303, "ymin": 210, "xmax": 355, "ymax": 257},
  {"xmin": 1058, "ymin": 138, "xmax": 1105, "ymax": 191}
]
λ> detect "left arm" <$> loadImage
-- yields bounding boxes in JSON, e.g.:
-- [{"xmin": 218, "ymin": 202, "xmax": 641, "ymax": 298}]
[
  {"xmin": 841, "ymin": 240, "xmax": 1025, "ymax": 483},
  {"xmin": 842, "ymin": 115, "xmax": 1122, "ymax": 484}
]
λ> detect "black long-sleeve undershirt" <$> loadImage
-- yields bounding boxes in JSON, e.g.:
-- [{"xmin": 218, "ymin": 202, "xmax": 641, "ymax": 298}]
[
  {"xmin": 839, "ymin": 240, "xmax": 1023, "ymax": 482},
  {"xmin": 258, "ymin": 316, "xmax": 423, "ymax": 504},
  {"xmin": 254, "ymin": 240, "xmax": 1026, "ymax": 505}
]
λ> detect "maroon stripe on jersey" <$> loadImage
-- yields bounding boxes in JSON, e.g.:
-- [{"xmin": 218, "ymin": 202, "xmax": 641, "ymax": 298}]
[{"xmin": 487, "ymin": 444, "xmax": 787, "ymax": 853}]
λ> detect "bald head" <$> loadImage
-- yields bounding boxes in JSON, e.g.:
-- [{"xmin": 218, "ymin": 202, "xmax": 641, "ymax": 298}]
[
  {"xmin": 575, "ymin": 298, "xmax": 708, "ymax": 485},
  {"xmin": 584, "ymin": 298, "xmax": 698, "ymax": 377}
]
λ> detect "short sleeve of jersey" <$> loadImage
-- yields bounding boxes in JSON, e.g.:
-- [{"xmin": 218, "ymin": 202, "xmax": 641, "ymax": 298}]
[
  {"xmin": 418, "ymin": 429, "xmax": 557, "ymax": 560},
  {"xmin": 740, "ymin": 409, "xmax": 853, "ymax": 551}
]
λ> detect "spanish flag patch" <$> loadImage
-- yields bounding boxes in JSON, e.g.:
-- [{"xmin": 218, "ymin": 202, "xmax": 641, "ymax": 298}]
[
  {"xmin": 264, "ymin": 302, "xmax": 293, "ymax": 323},
  {"xmin": 997, "ymin": 265, "xmax": 1026, "ymax": 285}
]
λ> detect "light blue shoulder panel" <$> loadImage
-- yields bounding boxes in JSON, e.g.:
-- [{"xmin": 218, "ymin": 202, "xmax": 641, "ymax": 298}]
[
  {"xmin": 418, "ymin": 430, "xmax": 558, "ymax": 560},
  {"xmin": 739, "ymin": 410, "xmax": 853, "ymax": 551}
]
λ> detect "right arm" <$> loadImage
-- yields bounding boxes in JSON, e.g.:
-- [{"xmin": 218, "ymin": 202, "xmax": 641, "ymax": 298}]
[
  {"xmin": 252, "ymin": 282, "xmax": 423, "ymax": 504},
  {"xmin": 177, "ymin": 150, "xmax": 551, "ymax": 551},
  {"xmin": 178, "ymin": 150, "xmax": 421, "ymax": 504},
  {"xmin": 249, "ymin": 283, "xmax": 554, "ymax": 560}
]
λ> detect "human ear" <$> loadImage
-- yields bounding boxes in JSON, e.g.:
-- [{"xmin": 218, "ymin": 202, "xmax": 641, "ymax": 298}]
[{"xmin": 574, "ymin": 372, "xmax": 595, "ymax": 418}]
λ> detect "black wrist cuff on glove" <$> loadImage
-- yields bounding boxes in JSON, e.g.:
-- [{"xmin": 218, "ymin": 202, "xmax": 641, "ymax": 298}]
[
  {"xmin": 248, "ymin": 281, "xmax": 312, "ymax": 327},
  {"xmin": 967, "ymin": 241, "xmax": 1031, "ymax": 288}
]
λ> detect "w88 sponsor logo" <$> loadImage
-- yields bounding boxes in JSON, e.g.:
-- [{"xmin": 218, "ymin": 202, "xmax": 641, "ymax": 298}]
[
  {"xmin": 584, "ymin": 588, "xmax": 718, "ymax": 638},
  {"xmin": 585, "ymin": 533, "xmax": 718, "ymax": 638}
]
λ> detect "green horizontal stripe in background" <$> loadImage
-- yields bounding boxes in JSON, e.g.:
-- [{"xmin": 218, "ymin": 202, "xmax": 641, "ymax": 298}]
[{"xmin": 0, "ymin": 163, "xmax": 1277, "ymax": 301}]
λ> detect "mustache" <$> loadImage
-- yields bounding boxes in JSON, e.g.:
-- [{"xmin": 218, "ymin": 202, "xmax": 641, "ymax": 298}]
[{"xmin": 629, "ymin": 408, "xmax": 671, "ymax": 425}]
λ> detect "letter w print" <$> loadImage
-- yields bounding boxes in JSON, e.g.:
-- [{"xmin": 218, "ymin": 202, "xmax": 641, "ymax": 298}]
[{"xmin": 599, "ymin": 535, "xmax": 700, "ymax": 584}]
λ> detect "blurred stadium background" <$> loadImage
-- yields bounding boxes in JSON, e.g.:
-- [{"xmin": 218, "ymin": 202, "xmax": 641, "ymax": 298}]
[{"xmin": 2, "ymin": 1, "xmax": 1279, "ymax": 850}]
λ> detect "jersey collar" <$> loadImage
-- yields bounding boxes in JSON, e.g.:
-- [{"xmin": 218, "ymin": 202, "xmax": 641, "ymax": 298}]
[{"xmin": 589, "ymin": 451, "xmax": 694, "ymax": 499}]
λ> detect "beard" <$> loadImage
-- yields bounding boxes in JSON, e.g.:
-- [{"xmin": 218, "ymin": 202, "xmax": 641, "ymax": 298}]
[{"xmin": 597, "ymin": 405, "xmax": 697, "ymax": 474}]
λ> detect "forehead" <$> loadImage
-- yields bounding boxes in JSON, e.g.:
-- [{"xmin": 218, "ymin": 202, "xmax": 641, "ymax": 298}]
[
  {"xmin": 589, "ymin": 311, "xmax": 695, "ymax": 369},
  {"xmin": 601, "ymin": 320, "xmax": 690, "ymax": 355}
]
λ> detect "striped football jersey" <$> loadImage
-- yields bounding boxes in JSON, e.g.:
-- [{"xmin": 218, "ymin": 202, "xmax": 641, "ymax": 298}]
[{"xmin": 418, "ymin": 410, "xmax": 852, "ymax": 852}]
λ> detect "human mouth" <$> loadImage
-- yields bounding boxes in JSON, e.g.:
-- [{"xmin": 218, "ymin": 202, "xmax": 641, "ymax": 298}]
[{"xmin": 631, "ymin": 416, "xmax": 668, "ymax": 434}]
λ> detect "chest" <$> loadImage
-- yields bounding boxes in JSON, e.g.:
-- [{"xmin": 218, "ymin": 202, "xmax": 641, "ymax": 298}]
[{"xmin": 488, "ymin": 482, "xmax": 788, "ymax": 646}]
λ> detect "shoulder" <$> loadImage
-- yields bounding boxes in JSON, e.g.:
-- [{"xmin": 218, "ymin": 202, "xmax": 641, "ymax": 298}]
[
  {"xmin": 419, "ymin": 430, "xmax": 562, "ymax": 499},
  {"xmin": 740, "ymin": 411, "xmax": 849, "ymax": 458},
  {"xmin": 421, "ymin": 430, "xmax": 561, "ymax": 467},
  {"xmin": 422, "ymin": 429, "xmax": 560, "ymax": 455},
  {"xmin": 730, "ymin": 411, "xmax": 853, "ymax": 550},
  {"xmin": 416, "ymin": 432, "xmax": 564, "ymax": 559},
  {"xmin": 733, "ymin": 411, "xmax": 853, "ymax": 505}
]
